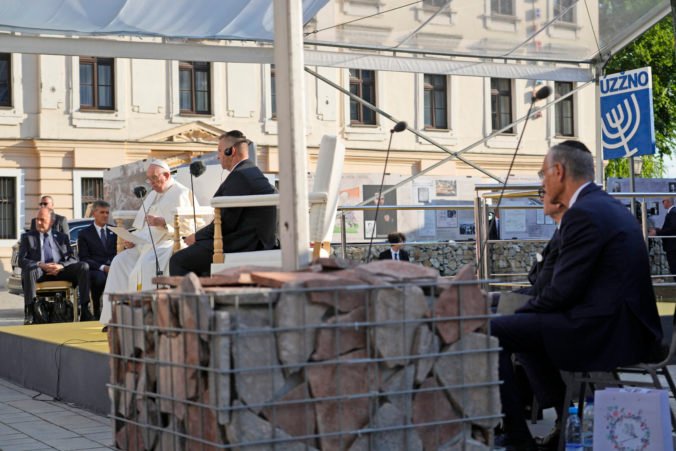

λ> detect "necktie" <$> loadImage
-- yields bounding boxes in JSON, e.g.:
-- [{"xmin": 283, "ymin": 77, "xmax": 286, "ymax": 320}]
[
  {"xmin": 43, "ymin": 233, "xmax": 54, "ymax": 263},
  {"xmin": 100, "ymin": 227, "xmax": 107, "ymax": 246},
  {"xmin": 393, "ymin": 252, "xmax": 399, "ymax": 261}
]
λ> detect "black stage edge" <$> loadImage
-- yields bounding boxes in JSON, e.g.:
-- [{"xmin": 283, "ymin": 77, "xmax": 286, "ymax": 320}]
[{"xmin": 0, "ymin": 329, "xmax": 110, "ymax": 415}]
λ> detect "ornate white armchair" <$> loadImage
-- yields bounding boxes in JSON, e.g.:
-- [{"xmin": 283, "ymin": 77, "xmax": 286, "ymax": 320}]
[{"xmin": 210, "ymin": 135, "xmax": 345, "ymax": 273}]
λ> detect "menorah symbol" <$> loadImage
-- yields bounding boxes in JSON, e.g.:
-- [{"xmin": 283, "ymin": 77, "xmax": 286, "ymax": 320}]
[{"xmin": 602, "ymin": 93, "xmax": 641, "ymax": 158}]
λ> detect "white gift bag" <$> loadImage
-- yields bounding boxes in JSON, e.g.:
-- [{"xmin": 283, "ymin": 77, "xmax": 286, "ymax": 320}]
[{"xmin": 593, "ymin": 387, "xmax": 672, "ymax": 451}]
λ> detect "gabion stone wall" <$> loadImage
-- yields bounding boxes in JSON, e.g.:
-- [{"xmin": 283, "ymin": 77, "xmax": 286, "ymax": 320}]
[
  {"xmin": 108, "ymin": 260, "xmax": 501, "ymax": 450},
  {"xmin": 334, "ymin": 240, "xmax": 670, "ymax": 278}
]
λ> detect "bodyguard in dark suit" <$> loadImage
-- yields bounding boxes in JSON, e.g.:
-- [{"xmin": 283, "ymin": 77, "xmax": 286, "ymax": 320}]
[
  {"xmin": 77, "ymin": 200, "xmax": 117, "ymax": 320},
  {"xmin": 653, "ymin": 197, "xmax": 676, "ymax": 279},
  {"xmin": 378, "ymin": 232, "xmax": 410, "ymax": 261},
  {"xmin": 170, "ymin": 132, "xmax": 276, "ymax": 276},
  {"xmin": 19, "ymin": 207, "xmax": 92, "ymax": 324},
  {"xmin": 491, "ymin": 141, "xmax": 663, "ymax": 448},
  {"xmin": 30, "ymin": 195, "xmax": 69, "ymax": 236}
]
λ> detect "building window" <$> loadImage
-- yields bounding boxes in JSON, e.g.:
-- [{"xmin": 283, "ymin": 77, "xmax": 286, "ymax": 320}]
[
  {"xmin": 81, "ymin": 177, "xmax": 103, "ymax": 217},
  {"xmin": 0, "ymin": 176, "xmax": 16, "ymax": 239},
  {"xmin": 555, "ymin": 82, "xmax": 575, "ymax": 137},
  {"xmin": 79, "ymin": 57, "xmax": 114, "ymax": 110},
  {"xmin": 179, "ymin": 61, "xmax": 211, "ymax": 115},
  {"xmin": 349, "ymin": 69, "xmax": 376, "ymax": 125},
  {"xmin": 491, "ymin": 0, "xmax": 513, "ymax": 15},
  {"xmin": 270, "ymin": 65, "xmax": 277, "ymax": 118},
  {"xmin": 423, "ymin": 74, "xmax": 448, "ymax": 129},
  {"xmin": 0, "ymin": 54, "xmax": 10, "ymax": 107},
  {"xmin": 491, "ymin": 78, "xmax": 514, "ymax": 133},
  {"xmin": 554, "ymin": 0, "xmax": 575, "ymax": 23},
  {"xmin": 423, "ymin": 0, "xmax": 448, "ymax": 7}
]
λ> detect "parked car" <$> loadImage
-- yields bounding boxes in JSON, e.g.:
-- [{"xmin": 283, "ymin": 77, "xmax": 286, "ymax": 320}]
[{"xmin": 6, "ymin": 218, "xmax": 94, "ymax": 295}]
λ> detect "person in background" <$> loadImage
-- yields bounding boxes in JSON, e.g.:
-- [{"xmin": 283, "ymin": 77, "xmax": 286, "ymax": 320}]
[
  {"xmin": 170, "ymin": 132, "xmax": 277, "ymax": 276},
  {"xmin": 77, "ymin": 200, "xmax": 117, "ymax": 320},
  {"xmin": 19, "ymin": 207, "xmax": 91, "ymax": 324},
  {"xmin": 31, "ymin": 195, "xmax": 69, "ymax": 236},
  {"xmin": 378, "ymin": 232, "xmax": 410, "ymax": 261},
  {"xmin": 650, "ymin": 197, "xmax": 676, "ymax": 280}
]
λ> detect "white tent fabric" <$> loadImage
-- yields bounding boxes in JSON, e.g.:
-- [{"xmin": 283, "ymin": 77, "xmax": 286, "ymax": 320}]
[{"xmin": 0, "ymin": 0, "xmax": 670, "ymax": 82}]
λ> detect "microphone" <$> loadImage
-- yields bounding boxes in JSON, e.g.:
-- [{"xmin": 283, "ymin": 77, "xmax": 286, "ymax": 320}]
[
  {"xmin": 390, "ymin": 121, "xmax": 407, "ymax": 133},
  {"xmin": 366, "ymin": 120, "xmax": 408, "ymax": 262},
  {"xmin": 133, "ymin": 185, "xmax": 162, "ymax": 282},
  {"xmin": 188, "ymin": 160, "xmax": 206, "ymax": 233},
  {"xmin": 477, "ymin": 84, "xmax": 552, "ymax": 274}
]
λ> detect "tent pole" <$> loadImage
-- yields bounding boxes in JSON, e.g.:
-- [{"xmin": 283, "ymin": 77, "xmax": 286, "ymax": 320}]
[
  {"xmin": 594, "ymin": 62, "xmax": 605, "ymax": 187},
  {"xmin": 274, "ymin": 0, "xmax": 310, "ymax": 271}
]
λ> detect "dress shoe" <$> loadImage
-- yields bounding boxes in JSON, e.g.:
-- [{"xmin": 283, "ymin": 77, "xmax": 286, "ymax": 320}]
[
  {"xmin": 494, "ymin": 433, "xmax": 537, "ymax": 450},
  {"xmin": 23, "ymin": 304, "xmax": 34, "ymax": 325},
  {"xmin": 534, "ymin": 423, "xmax": 560, "ymax": 450},
  {"xmin": 101, "ymin": 325, "xmax": 108, "ymax": 333},
  {"xmin": 79, "ymin": 308, "xmax": 94, "ymax": 322}
]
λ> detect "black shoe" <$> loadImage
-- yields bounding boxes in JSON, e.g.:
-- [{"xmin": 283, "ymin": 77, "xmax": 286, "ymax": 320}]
[
  {"xmin": 24, "ymin": 305, "xmax": 34, "ymax": 325},
  {"xmin": 79, "ymin": 308, "xmax": 94, "ymax": 322},
  {"xmin": 534, "ymin": 423, "xmax": 560, "ymax": 450},
  {"xmin": 494, "ymin": 433, "xmax": 537, "ymax": 451},
  {"xmin": 101, "ymin": 326, "xmax": 108, "ymax": 333}
]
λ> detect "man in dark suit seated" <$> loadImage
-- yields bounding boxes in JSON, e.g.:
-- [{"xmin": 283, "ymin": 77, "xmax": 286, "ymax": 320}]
[
  {"xmin": 19, "ymin": 207, "xmax": 92, "ymax": 324},
  {"xmin": 491, "ymin": 140, "xmax": 663, "ymax": 449},
  {"xmin": 30, "ymin": 195, "xmax": 69, "ymax": 236},
  {"xmin": 170, "ymin": 131, "xmax": 277, "ymax": 276},
  {"xmin": 650, "ymin": 197, "xmax": 676, "ymax": 280},
  {"xmin": 77, "ymin": 200, "xmax": 117, "ymax": 320},
  {"xmin": 378, "ymin": 232, "xmax": 410, "ymax": 261}
]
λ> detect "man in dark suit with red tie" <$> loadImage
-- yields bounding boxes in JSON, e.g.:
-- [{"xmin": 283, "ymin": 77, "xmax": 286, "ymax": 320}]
[
  {"xmin": 378, "ymin": 232, "xmax": 410, "ymax": 261},
  {"xmin": 77, "ymin": 200, "xmax": 117, "ymax": 320},
  {"xmin": 19, "ymin": 207, "xmax": 92, "ymax": 324},
  {"xmin": 491, "ymin": 141, "xmax": 663, "ymax": 449}
]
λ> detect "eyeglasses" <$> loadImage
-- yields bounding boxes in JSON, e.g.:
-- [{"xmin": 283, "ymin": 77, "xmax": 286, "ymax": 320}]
[
  {"xmin": 39, "ymin": 202, "xmax": 50, "ymax": 206},
  {"xmin": 538, "ymin": 166, "xmax": 555, "ymax": 180},
  {"xmin": 146, "ymin": 174, "xmax": 165, "ymax": 183},
  {"xmin": 537, "ymin": 187, "xmax": 545, "ymax": 199}
]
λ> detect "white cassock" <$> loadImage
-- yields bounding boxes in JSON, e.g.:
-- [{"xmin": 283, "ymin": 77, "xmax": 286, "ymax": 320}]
[{"xmin": 100, "ymin": 179, "xmax": 196, "ymax": 324}]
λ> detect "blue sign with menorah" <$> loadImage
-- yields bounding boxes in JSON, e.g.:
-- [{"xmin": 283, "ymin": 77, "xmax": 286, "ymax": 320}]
[{"xmin": 600, "ymin": 67, "xmax": 655, "ymax": 160}]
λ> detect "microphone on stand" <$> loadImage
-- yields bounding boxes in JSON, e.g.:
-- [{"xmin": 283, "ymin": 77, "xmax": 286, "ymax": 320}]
[
  {"xmin": 189, "ymin": 160, "xmax": 206, "ymax": 233},
  {"xmin": 477, "ymin": 84, "xmax": 552, "ymax": 273},
  {"xmin": 366, "ymin": 121, "xmax": 408, "ymax": 262},
  {"xmin": 133, "ymin": 186, "xmax": 162, "ymax": 285}
]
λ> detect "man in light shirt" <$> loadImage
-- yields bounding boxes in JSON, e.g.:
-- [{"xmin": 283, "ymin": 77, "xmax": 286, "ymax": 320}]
[{"xmin": 19, "ymin": 207, "xmax": 91, "ymax": 324}]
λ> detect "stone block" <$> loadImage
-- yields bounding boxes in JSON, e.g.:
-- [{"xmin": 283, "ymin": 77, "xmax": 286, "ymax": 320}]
[
  {"xmin": 412, "ymin": 378, "xmax": 463, "ymax": 451},
  {"xmin": 226, "ymin": 401, "xmax": 316, "ymax": 451},
  {"xmin": 208, "ymin": 311, "xmax": 231, "ymax": 425},
  {"xmin": 380, "ymin": 365, "xmax": 415, "ymax": 421},
  {"xmin": 433, "ymin": 333, "xmax": 500, "ymax": 429},
  {"xmin": 304, "ymin": 274, "xmax": 367, "ymax": 312},
  {"xmin": 307, "ymin": 349, "xmax": 375, "ymax": 451},
  {"xmin": 115, "ymin": 422, "xmax": 145, "ymax": 451},
  {"xmin": 211, "ymin": 287, "xmax": 279, "ymax": 306},
  {"xmin": 261, "ymin": 382, "xmax": 315, "ymax": 440},
  {"xmin": 313, "ymin": 307, "xmax": 366, "ymax": 361},
  {"xmin": 232, "ymin": 309, "xmax": 285, "ymax": 413},
  {"xmin": 116, "ymin": 304, "xmax": 145, "ymax": 356},
  {"xmin": 434, "ymin": 264, "xmax": 487, "ymax": 345},
  {"xmin": 276, "ymin": 284, "xmax": 326, "ymax": 371},
  {"xmin": 186, "ymin": 390, "xmax": 221, "ymax": 451},
  {"xmin": 155, "ymin": 293, "xmax": 177, "ymax": 330},
  {"xmin": 359, "ymin": 260, "xmax": 439, "ymax": 281},
  {"xmin": 371, "ymin": 285, "xmax": 428, "ymax": 367},
  {"xmin": 349, "ymin": 403, "xmax": 423, "ymax": 451},
  {"xmin": 412, "ymin": 325, "xmax": 440, "ymax": 384},
  {"xmin": 157, "ymin": 334, "xmax": 187, "ymax": 420}
]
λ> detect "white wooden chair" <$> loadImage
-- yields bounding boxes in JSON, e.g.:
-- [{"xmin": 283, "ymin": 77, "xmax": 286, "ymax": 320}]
[{"xmin": 210, "ymin": 135, "xmax": 345, "ymax": 273}]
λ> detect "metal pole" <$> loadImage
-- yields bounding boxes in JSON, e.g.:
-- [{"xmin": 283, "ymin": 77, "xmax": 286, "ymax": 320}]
[
  {"xmin": 641, "ymin": 199, "xmax": 649, "ymax": 247},
  {"xmin": 594, "ymin": 62, "xmax": 605, "ymax": 187},
  {"xmin": 629, "ymin": 156, "xmax": 637, "ymax": 221},
  {"xmin": 274, "ymin": 0, "xmax": 310, "ymax": 270},
  {"xmin": 340, "ymin": 212, "xmax": 347, "ymax": 259}
]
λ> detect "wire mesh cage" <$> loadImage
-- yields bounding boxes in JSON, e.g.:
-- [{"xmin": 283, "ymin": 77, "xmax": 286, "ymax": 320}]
[{"xmin": 108, "ymin": 274, "xmax": 501, "ymax": 450}]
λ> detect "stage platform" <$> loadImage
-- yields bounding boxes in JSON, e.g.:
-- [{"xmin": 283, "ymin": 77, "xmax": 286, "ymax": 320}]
[{"xmin": 0, "ymin": 321, "xmax": 110, "ymax": 415}]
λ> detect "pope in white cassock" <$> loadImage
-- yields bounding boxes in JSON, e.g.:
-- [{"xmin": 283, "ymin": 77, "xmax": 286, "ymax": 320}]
[{"xmin": 99, "ymin": 159, "xmax": 197, "ymax": 325}]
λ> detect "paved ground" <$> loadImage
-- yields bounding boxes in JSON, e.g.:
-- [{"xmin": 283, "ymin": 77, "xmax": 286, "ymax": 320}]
[{"xmin": 0, "ymin": 289, "xmax": 113, "ymax": 450}]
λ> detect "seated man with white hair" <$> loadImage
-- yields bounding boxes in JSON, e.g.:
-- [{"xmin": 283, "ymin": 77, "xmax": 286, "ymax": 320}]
[{"xmin": 100, "ymin": 159, "xmax": 197, "ymax": 326}]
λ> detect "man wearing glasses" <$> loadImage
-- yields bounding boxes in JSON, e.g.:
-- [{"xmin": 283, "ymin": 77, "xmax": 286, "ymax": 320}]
[
  {"xmin": 99, "ymin": 160, "xmax": 197, "ymax": 326},
  {"xmin": 31, "ymin": 195, "xmax": 69, "ymax": 236},
  {"xmin": 491, "ymin": 140, "xmax": 663, "ymax": 449}
]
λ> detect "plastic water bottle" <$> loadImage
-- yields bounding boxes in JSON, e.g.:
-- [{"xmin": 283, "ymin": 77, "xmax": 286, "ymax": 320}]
[
  {"xmin": 582, "ymin": 397, "xmax": 594, "ymax": 450},
  {"xmin": 565, "ymin": 405, "xmax": 582, "ymax": 450}
]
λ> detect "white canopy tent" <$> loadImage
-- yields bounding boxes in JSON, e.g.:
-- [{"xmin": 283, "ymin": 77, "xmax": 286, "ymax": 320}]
[{"xmin": 0, "ymin": 0, "xmax": 671, "ymax": 269}]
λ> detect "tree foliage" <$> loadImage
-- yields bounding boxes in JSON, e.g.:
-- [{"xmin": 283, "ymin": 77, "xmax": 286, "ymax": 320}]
[{"xmin": 604, "ymin": 16, "xmax": 676, "ymax": 179}]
